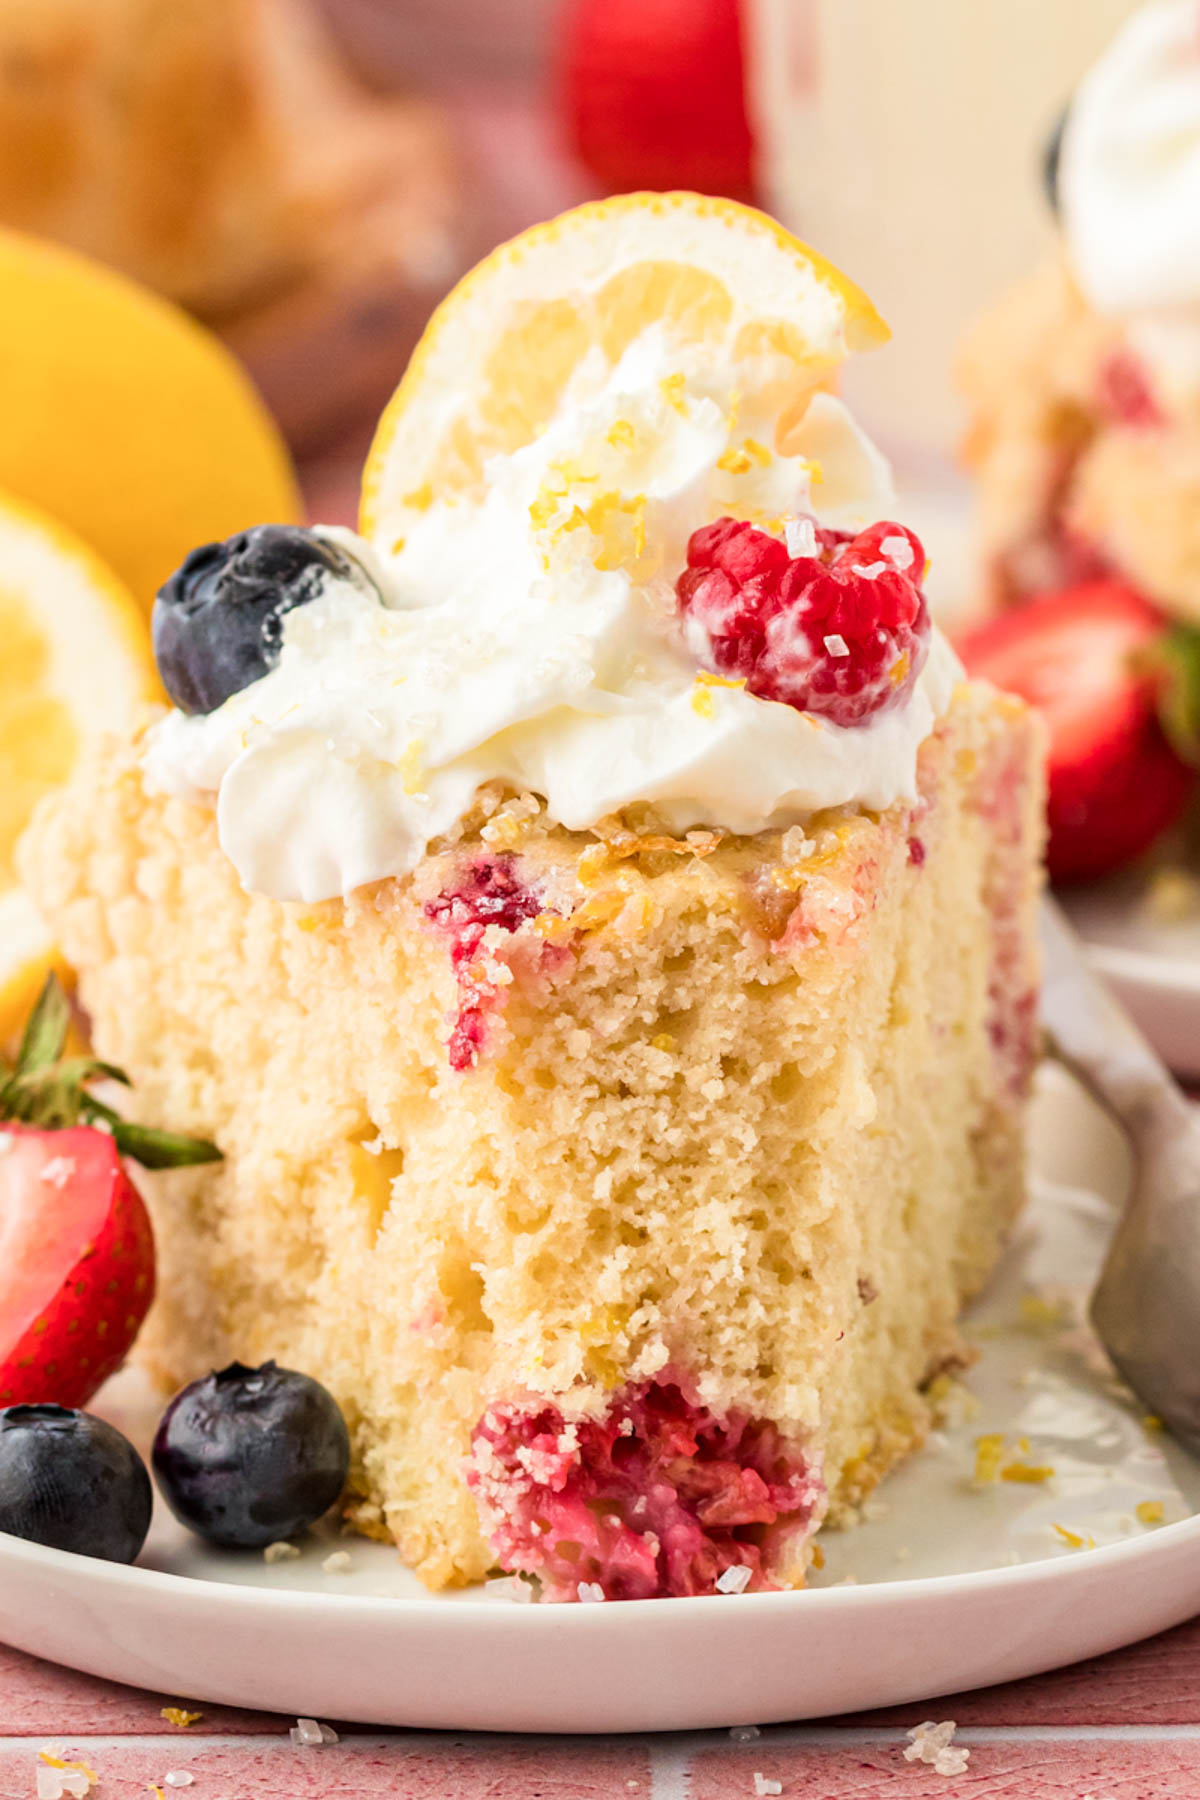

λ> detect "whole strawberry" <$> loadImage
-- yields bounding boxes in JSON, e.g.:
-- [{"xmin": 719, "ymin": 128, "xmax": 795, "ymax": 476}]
[
  {"xmin": 0, "ymin": 974, "xmax": 220, "ymax": 1409},
  {"xmin": 957, "ymin": 581, "xmax": 1195, "ymax": 884},
  {"xmin": 561, "ymin": 0, "xmax": 755, "ymax": 200}
]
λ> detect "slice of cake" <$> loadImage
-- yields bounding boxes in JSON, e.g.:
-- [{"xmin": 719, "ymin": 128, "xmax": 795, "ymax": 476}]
[{"xmin": 21, "ymin": 193, "xmax": 1044, "ymax": 1599}]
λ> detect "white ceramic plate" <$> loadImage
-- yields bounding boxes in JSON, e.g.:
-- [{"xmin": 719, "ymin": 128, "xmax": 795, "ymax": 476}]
[
  {"xmin": 2, "ymin": 1065, "xmax": 1199, "ymax": 1733},
  {"xmin": 1062, "ymin": 875, "xmax": 1200, "ymax": 1079}
]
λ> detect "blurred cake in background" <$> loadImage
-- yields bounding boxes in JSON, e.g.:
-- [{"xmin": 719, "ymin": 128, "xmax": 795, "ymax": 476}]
[
  {"xmin": 0, "ymin": 0, "xmax": 461, "ymax": 448},
  {"xmin": 956, "ymin": 0, "xmax": 1200, "ymax": 886},
  {"xmin": 960, "ymin": 0, "xmax": 1200, "ymax": 620}
]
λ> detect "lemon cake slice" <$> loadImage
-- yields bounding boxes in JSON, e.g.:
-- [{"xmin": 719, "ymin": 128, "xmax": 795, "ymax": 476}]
[{"xmin": 22, "ymin": 194, "xmax": 1044, "ymax": 1599}]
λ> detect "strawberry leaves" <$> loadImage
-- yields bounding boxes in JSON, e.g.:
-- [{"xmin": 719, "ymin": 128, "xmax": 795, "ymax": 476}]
[
  {"xmin": 0, "ymin": 973, "xmax": 221, "ymax": 1168},
  {"xmin": 1150, "ymin": 625, "xmax": 1200, "ymax": 769}
]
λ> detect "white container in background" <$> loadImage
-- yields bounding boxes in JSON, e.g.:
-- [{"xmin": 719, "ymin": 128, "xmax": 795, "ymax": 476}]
[{"xmin": 747, "ymin": 0, "xmax": 1143, "ymax": 464}]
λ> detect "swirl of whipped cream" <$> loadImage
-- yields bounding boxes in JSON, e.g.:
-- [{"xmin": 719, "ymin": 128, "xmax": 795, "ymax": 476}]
[
  {"xmin": 1061, "ymin": 0, "xmax": 1200, "ymax": 324},
  {"xmin": 143, "ymin": 329, "xmax": 961, "ymax": 903}
]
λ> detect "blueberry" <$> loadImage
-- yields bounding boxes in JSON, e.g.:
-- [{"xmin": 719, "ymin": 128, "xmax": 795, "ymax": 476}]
[
  {"xmin": 1043, "ymin": 102, "xmax": 1069, "ymax": 217},
  {"xmin": 0, "ymin": 1404, "xmax": 152, "ymax": 1563},
  {"xmin": 152, "ymin": 525, "xmax": 378, "ymax": 714},
  {"xmin": 152, "ymin": 1361, "xmax": 350, "ymax": 1549}
]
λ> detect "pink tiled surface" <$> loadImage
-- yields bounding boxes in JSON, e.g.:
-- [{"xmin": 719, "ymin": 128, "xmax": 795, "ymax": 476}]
[{"xmin": 6, "ymin": 1615, "xmax": 1200, "ymax": 1796}]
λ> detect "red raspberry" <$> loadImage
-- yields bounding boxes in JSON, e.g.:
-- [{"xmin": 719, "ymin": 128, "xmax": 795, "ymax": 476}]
[
  {"xmin": 1097, "ymin": 348, "xmax": 1163, "ymax": 428},
  {"xmin": 677, "ymin": 517, "xmax": 930, "ymax": 728}
]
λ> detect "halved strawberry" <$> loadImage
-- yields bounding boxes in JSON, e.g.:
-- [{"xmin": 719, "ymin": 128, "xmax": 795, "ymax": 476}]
[
  {"xmin": 957, "ymin": 581, "xmax": 1195, "ymax": 884},
  {"xmin": 0, "ymin": 972, "xmax": 219, "ymax": 1409},
  {"xmin": 0, "ymin": 1123, "xmax": 155, "ymax": 1408},
  {"xmin": 560, "ymin": 0, "xmax": 755, "ymax": 201}
]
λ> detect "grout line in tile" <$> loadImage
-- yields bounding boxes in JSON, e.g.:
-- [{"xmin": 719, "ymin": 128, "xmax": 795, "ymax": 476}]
[
  {"xmin": 6, "ymin": 1722, "xmax": 1200, "ymax": 1757},
  {"xmin": 647, "ymin": 1735, "xmax": 693, "ymax": 1800}
]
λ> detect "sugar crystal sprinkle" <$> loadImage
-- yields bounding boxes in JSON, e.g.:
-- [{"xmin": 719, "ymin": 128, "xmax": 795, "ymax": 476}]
[
  {"xmin": 903, "ymin": 1721, "xmax": 969, "ymax": 1777},
  {"xmin": 164, "ymin": 1776, "xmax": 195, "ymax": 1790},
  {"xmin": 263, "ymin": 1540, "xmax": 300, "ymax": 1564},
  {"xmin": 716, "ymin": 1564, "xmax": 753, "ymax": 1594},
  {"xmin": 321, "ymin": 1550, "xmax": 353, "ymax": 1574},
  {"xmin": 35, "ymin": 1754, "xmax": 97, "ymax": 1799},
  {"xmin": 752, "ymin": 1776, "xmax": 782, "ymax": 1796},
  {"xmin": 290, "ymin": 1718, "xmax": 339, "ymax": 1747},
  {"xmin": 577, "ymin": 1580, "xmax": 606, "ymax": 1603},
  {"xmin": 784, "ymin": 517, "xmax": 817, "ymax": 558},
  {"xmin": 729, "ymin": 1725, "xmax": 761, "ymax": 1742}
]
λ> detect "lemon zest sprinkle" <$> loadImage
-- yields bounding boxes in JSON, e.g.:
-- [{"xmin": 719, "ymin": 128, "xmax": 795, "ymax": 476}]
[
  {"xmin": 529, "ymin": 487, "xmax": 566, "ymax": 532},
  {"xmin": 972, "ymin": 1433, "xmax": 1006, "ymax": 1485},
  {"xmin": 810, "ymin": 1542, "xmax": 825, "ymax": 1570},
  {"xmin": 1052, "ymin": 1522, "xmax": 1094, "ymax": 1550},
  {"xmin": 607, "ymin": 418, "xmax": 637, "ymax": 451},
  {"xmin": 402, "ymin": 482, "xmax": 434, "ymax": 512},
  {"xmin": 1000, "ymin": 1461, "xmax": 1055, "ymax": 1484},
  {"xmin": 1136, "ymin": 1499, "xmax": 1165, "ymax": 1525},
  {"xmin": 161, "ymin": 1708, "xmax": 203, "ymax": 1729},
  {"xmin": 398, "ymin": 739, "xmax": 426, "ymax": 797},
  {"xmin": 659, "ymin": 373, "xmax": 688, "ymax": 414}
]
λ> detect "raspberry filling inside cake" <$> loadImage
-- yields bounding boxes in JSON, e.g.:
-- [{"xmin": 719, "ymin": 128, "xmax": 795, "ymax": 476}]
[
  {"xmin": 469, "ymin": 1379, "xmax": 824, "ymax": 1601},
  {"xmin": 424, "ymin": 855, "xmax": 549, "ymax": 1071}
]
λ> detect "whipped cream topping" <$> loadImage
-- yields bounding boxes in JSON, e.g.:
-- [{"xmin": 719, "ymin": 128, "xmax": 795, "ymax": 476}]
[
  {"xmin": 144, "ymin": 329, "xmax": 962, "ymax": 903},
  {"xmin": 1061, "ymin": 1, "xmax": 1200, "ymax": 393}
]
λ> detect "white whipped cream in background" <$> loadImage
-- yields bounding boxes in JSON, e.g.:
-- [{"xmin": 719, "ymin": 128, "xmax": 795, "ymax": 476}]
[
  {"xmin": 144, "ymin": 329, "xmax": 962, "ymax": 904},
  {"xmin": 1061, "ymin": 0, "xmax": 1200, "ymax": 401}
]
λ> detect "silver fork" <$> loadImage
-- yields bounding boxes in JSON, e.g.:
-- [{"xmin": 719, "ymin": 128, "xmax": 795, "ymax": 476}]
[{"xmin": 1040, "ymin": 898, "xmax": 1200, "ymax": 1453}]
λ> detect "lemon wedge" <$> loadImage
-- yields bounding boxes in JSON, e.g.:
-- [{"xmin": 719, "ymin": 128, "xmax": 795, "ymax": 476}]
[
  {"xmin": 0, "ymin": 487, "xmax": 156, "ymax": 1048},
  {"xmin": 360, "ymin": 189, "xmax": 887, "ymax": 549}
]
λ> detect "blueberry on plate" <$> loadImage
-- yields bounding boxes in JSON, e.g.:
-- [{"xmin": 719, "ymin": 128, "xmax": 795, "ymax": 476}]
[
  {"xmin": 152, "ymin": 1361, "xmax": 351, "ymax": 1549},
  {"xmin": 152, "ymin": 524, "xmax": 379, "ymax": 715},
  {"xmin": 0, "ymin": 1404, "xmax": 152, "ymax": 1564}
]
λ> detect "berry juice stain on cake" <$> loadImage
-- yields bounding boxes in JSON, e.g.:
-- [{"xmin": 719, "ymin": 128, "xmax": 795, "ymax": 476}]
[
  {"xmin": 469, "ymin": 1380, "xmax": 824, "ymax": 1601},
  {"xmin": 424, "ymin": 856, "xmax": 545, "ymax": 1069}
]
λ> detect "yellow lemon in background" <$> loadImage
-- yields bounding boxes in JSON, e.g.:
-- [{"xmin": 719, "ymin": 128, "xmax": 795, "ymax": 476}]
[
  {"xmin": 0, "ymin": 229, "xmax": 300, "ymax": 612},
  {"xmin": 0, "ymin": 487, "xmax": 157, "ymax": 1046}
]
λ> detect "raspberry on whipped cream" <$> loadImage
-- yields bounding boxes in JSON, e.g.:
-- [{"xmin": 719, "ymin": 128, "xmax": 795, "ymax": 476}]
[{"xmin": 677, "ymin": 517, "xmax": 930, "ymax": 727}]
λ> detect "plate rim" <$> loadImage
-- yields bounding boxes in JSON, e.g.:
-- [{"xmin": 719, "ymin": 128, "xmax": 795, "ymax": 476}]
[
  {"xmin": 1086, "ymin": 938, "xmax": 1200, "ymax": 995},
  {"xmin": 5, "ymin": 1503, "xmax": 1200, "ymax": 1620}
]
